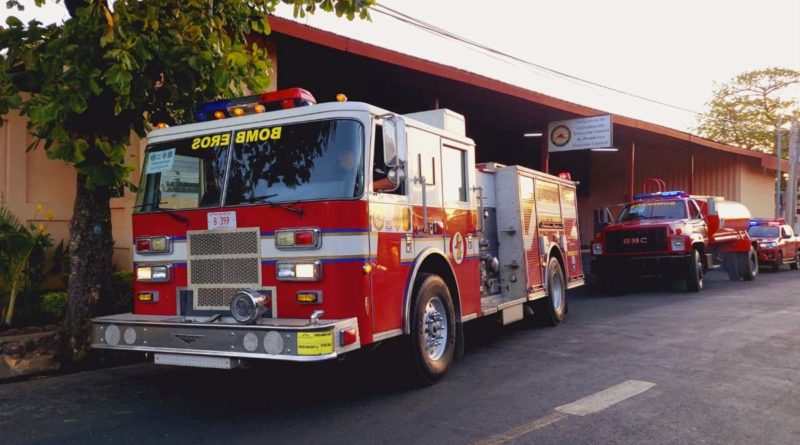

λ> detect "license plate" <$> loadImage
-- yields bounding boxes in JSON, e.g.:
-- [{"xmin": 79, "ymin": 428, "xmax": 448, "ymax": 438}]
[{"xmin": 297, "ymin": 332, "xmax": 334, "ymax": 356}]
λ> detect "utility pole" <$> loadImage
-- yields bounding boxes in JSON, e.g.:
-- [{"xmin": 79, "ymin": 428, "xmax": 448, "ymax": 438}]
[
  {"xmin": 785, "ymin": 118, "xmax": 799, "ymax": 229},
  {"xmin": 775, "ymin": 118, "xmax": 783, "ymax": 218}
]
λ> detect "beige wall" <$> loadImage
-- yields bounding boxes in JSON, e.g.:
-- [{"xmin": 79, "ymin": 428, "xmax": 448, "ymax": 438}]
[
  {"xmin": 737, "ymin": 157, "xmax": 776, "ymax": 218},
  {"xmin": 0, "ymin": 108, "xmax": 143, "ymax": 269}
]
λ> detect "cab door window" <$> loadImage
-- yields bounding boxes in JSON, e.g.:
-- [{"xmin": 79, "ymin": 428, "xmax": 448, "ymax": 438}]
[{"xmin": 442, "ymin": 146, "xmax": 467, "ymax": 204}]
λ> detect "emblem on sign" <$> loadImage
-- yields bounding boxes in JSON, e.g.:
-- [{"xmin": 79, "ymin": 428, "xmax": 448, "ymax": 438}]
[
  {"xmin": 451, "ymin": 232, "xmax": 465, "ymax": 265},
  {"xmin": 550, "ymin": 125, "xmax": 571, "ymax": 147}
]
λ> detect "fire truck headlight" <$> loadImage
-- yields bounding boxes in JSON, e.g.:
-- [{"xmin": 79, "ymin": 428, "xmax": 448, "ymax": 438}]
[
  {"xmin": 591, "ymin": 242, "xmax": 603, "ymax": 255},
  {"xmin": 761, "ymin": 241, "xmax": 777, "ymax": 249},
  {"xmin": 136, "ymin": 265, "xmax": 172, "ymax": 282},
  {"xmin": 276, "ymin": 261, "xmax": 321, "ymax": 281},
  {"xmin": 230, "ymin": 290, "xmax": 270, "ymax": 324},
  {"xmin": 670, "ymin": 236, "xmax": 686, "ymax": 252},
  {"xmin": 136, "ymin": 266, "xmax": 152, "ymax": 281}
]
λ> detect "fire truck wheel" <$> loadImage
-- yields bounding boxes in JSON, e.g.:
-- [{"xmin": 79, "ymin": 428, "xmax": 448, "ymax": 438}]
[
  {"xmin": 686, "ymin": 249, "xmax": 703, "ymax": 292},
  {"xmin": 536, "ymin": 258, "xmax": 567, "ymax": 326},
  {"xmin": 791, "ymin": 254, "xmax": 799, "ymax": 270},
  {"xmin": 772, "ymin": 252, "xmax": 782, "ymax": 273},
  {"xmin": 738, "ymin": 247, "xmax": 758, "ymax": 281},
  {"xmin": 725, "ymin": 254, "xmax": 740, "ymax": 281},
  {"xmin": 409, "ymin": 273, "xmax": 456, "ymax": 385}
]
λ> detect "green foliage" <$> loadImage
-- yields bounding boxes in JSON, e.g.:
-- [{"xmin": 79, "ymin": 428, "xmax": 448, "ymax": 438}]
[
  {"xmin": 0, "ymin": 206, "xmax": 53, "ymax": 325},
  {"xmin": 40, "ymin": 290, "xmax": 69, "ymax": 319},
  {"xmin": 98, "ymin": 270, "xmax": 133, "ymax": 316},
  {"xmin": 696, "ymin": 68, "xmax": 800, "ymax": 154},
  {"xmin": 0, "ymin": 0, "xmax": 373, "ymax": 191}
]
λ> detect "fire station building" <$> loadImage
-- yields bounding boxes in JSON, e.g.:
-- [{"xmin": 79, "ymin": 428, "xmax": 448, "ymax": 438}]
[{"xmin": 0, "ymin": 16, "xmax": 784, "ymax": 266}]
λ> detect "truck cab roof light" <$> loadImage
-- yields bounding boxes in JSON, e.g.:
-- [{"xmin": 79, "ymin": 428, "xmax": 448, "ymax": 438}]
[
  {"xmin": 750, "ymin": 218, "xmax": 784, "ymax": 227},
  {"xmin": 194, "ymin": 88, "xmax": 317, "ymax": 122},
  {"xmin": 633, "ymin": 190, "xmax": 688, "ymax": 201}
]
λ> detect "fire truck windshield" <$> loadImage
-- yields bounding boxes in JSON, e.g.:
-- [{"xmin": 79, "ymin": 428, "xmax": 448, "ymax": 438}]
[
  {"xmin": 618, "ymin": 200, "xmax": 687, "ymax": 221},
  {"xmin": 225, "ymin": 119, "xmax": 364, "ymax": 205},
  {"xmin": 748, "ymin": 226, "xmax": 779, "ymax": 238},
  {"xmin": 134, "ymin": 137, "xmax": 229, "ymax": 213},
  {"xmin": 134, "ymin": 119, "xmax": 364, "ymax": 213}
]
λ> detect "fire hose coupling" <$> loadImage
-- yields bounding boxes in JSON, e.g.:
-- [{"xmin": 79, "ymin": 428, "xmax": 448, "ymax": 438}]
[{"xmin": 229, "ymin": 290, "xmax": 272, "ymax": 324}]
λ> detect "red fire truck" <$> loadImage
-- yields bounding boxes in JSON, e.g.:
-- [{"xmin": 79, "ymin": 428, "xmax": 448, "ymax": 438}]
[
  {"xmin": 90, "ymin": 88, "xmax": 584, "ymax": 384},
  {"xmin": 591, "ymin": 186, "xmax": 758, "ymax": 292}
]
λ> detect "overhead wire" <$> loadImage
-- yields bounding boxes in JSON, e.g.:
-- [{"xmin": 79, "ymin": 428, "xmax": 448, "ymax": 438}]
[{"xmin": 371, "ymin": 2, "xmax": 771, "ymax": 131}]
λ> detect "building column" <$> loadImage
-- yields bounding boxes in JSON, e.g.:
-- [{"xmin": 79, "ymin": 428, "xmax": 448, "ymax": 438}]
[
  {"xmin": 689, "ymin": 150, "xmax": 695, "ymax": 194},
  {"xmin": 626, "ymin": 140, "xmax": 636, "ymax": 200},
  {"xmin": 540, "ymin": 135, "xmax": 549, "ymax": 174}
]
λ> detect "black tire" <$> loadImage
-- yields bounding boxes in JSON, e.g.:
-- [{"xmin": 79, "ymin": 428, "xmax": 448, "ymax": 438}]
[
  {"xmin": 739, "ymin": 247, "xmax": 758, "ymax": 281},
  {"xmin": 535, "ymin": 258, "xmax": 567, "ymax": 326},
  {"xmin": 686, "ymin": 248, "xmax": 703, "ymax": 292},
  {"xmin": 791, "ymin": 253, "xmax": 799, "ymax": 270},
  {"xmin": 725, "ymin": 253, "xmax": 740, "ymax": 281},
  {"xmin": 772, "ymin": 252, "xmax": 782, "ymax": 273},
  {"xmin": 408, "ymin": 273, "xmax": 456, "ymax": 385}
]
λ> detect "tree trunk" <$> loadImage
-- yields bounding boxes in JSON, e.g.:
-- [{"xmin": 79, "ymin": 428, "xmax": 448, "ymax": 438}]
[{"xmin": 59, "ymin": 173, "xmax": 114, "ymax": 365}]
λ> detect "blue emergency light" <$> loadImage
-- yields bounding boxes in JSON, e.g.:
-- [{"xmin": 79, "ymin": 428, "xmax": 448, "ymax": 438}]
[
  {"xmin": 194, "ymin": 88, "xmax": 317, "ymax": 122},
  {"xmin": 633, "ymin": 190, "xmax": 689, "ymax": 201}
]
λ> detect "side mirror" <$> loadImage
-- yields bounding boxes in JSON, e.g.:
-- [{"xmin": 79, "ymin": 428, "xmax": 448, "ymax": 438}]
[
  {"xmin": 706, "ymin": 198, "xmax": 718, "ymax": 216},
  {"xmin": 594, "ymin": 207, "xmax": 612, "ymax": 234},
  {"xmin": 387, "ymin": 167, "xmax": 406, "ymax": 186},
  {"xmin": 595, "ymin": 207, "xmax": 613, "ymax": 225},
  {"xmin": 382, "ymin": 115, "xmax": 407, "ymax": 168}
]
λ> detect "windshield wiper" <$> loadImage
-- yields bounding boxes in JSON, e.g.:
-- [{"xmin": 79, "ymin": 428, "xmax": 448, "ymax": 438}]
[
  {"xmin": 241, "ymin": 193, "xmax": 279, "ymax": 203},
  {"xmin": 240, "ymin": 194, "xmax": 304, "ymax": 215},
  {"xmin": 132, "ymin": 202, "xmax": 189, "ymax": 224}
]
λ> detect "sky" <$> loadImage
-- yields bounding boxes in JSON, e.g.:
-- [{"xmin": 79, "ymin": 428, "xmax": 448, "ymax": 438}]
[{"xmin": 4, "ymin": 0, "xmax": 799, "ymax": 132}]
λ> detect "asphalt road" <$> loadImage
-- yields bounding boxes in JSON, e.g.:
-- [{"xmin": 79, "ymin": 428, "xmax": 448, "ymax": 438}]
[{"xmin": 4, "ymin": 268, "xmax": 800, "ymax": 445}]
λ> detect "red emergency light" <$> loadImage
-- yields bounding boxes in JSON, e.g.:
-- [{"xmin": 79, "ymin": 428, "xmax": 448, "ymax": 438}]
[
  {"xmin": 194, "ymin": 88, "xmax": 317, "ymax": 122},
  {"xmin": 750, "ymin": 218, "xmax": 784, "ymax": 227}
]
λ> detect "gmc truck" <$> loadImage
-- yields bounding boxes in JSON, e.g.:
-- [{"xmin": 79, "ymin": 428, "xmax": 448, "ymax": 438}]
[{"xmin": 591, "ymin": 190, "xmax": 758, "ymax": 292}]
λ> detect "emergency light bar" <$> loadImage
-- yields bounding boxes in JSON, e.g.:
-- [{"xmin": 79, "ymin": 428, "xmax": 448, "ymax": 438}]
[
  {"xmin": 194, "ymin": 88, "xmax": 317, "ymax": 122},
  {"xmin": 633, "ymin": 190, "xmax": 689, "ymax": 201},
  {"xmin": 750, "ymin": 218, "xmax": 784, "ymax": 227}
]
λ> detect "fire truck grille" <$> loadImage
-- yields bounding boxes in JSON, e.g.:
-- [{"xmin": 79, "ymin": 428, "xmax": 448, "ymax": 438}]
[
  {"xmin": 605, "ymin": 228, "xmax": 668, "ymax": 254},
  {"xmin": 195, "ymin": 288, "xmax": 244, "ymax": 309},
  {"xmin": 190, "ymin": 258, "xmax": 260, "ymax": 284},
  {"xmin": 189, "ymin": 231, "xmax": 259, "ymax": 256},
  {"xmin": 187, "ymin": 228, "xmax": 262, "ymax": 310}
]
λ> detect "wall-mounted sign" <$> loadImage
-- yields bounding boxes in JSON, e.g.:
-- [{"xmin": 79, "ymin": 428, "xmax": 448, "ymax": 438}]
[{"xmin": 547, "ymin": 115, "xmax": 613, "ymax": 152}]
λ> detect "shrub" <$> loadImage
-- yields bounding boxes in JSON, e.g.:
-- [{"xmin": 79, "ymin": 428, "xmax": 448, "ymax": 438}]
[
  {"xmin": 0, "ymin": 206, "xmax": 53, "ymax": 326},
  {"xmin": 98, "ymin": 271, "xmax": 134, "ymax": 316},
  {"xmin": 40, "ymin": 291, "xmax": 69, "ymax": 320}
]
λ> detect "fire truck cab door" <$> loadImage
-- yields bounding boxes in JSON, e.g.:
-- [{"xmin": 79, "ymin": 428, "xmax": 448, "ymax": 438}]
[{"xmin": 410, "ymin": 130, "xmax": 446, "ymax": 250}]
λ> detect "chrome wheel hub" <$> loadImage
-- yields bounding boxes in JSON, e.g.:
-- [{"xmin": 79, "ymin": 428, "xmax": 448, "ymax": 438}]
[
  {"xmin": 423, "ymin": 297, "xmax": 448, "ymax": 361},
  {"xmin": 551, "ymin": 273, "xmax": 564, "ymax": 311}
]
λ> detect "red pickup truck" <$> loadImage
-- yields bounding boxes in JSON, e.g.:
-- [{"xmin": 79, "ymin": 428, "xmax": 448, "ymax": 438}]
[{"xmin": 748, "ymin": 219, "xmax": 800, "ymax": 272}]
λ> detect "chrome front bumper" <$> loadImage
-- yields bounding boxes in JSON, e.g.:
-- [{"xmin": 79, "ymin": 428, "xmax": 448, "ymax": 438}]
[{"xmin": 90, "ymin": 313, "xmax": 361, "ymax": 364}]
